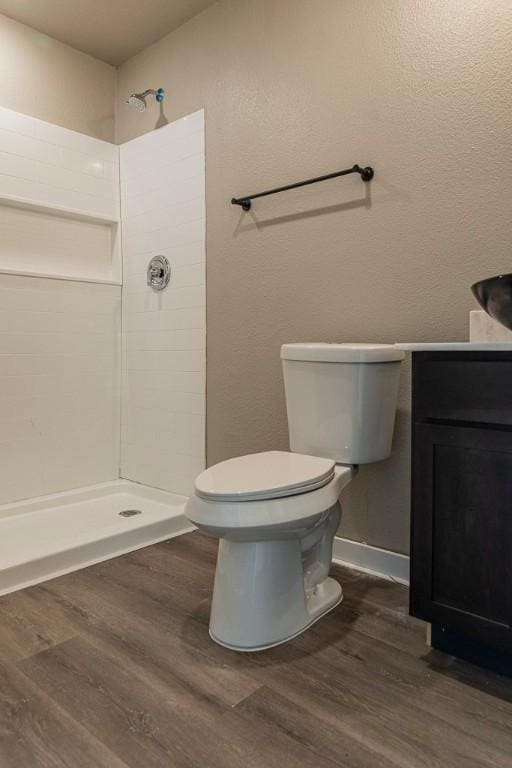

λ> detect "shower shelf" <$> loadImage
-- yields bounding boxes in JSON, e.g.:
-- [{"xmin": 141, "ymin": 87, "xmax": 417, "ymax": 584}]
[
  {"xmin": 0, "ymin": 192, "xmax": 120, "ymax": 225},
  {"xmin": 0, "ymin": 191, "xmax": 122, "ymax": 284},
  {"xmin": 0, "ymin": 267, "xmax": 121, "ymax": 286}
]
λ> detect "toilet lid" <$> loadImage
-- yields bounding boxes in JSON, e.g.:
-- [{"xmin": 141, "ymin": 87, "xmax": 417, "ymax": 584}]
[{"xmin": 195, "ymin": 451, "xmax": 336, "ymax": 502}]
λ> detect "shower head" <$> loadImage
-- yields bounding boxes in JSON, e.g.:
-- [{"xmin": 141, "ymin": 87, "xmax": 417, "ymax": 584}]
[
  {"xmin": 127, "ymin": 93, "xmax": 147, "ymax": 111},
  {"xmin": 126, "ymin": 88, "xmax": 165, "ymax": 112}
]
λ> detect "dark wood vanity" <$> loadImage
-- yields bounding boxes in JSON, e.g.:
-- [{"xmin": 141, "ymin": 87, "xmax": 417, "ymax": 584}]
[{"xmin": 409, "ymin": 350, "xmax": 512, "ymax": 674}]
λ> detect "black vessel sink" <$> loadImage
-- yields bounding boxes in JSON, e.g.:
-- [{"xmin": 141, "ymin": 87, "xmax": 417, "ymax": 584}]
[{"xmin": 471, "ymin": 274, "xmax": 512, "ymax": 331}]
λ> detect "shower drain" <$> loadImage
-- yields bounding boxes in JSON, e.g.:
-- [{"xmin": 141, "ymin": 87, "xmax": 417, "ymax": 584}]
[{"xmin": 118, "ymin": 509, "xmax": 143, "ymax": 517}]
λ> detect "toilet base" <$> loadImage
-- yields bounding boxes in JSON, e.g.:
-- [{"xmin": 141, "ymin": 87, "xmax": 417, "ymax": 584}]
[
  {"xmin": 210, "ymin": 577, "xmax": 343, "ymax": 652},
  {"xmin": 209, "ymin": 524, "xmax": 343, "ymax": 652}
]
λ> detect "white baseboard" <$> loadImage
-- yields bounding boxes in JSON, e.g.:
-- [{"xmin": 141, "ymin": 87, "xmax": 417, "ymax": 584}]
[{"xmin": 333, "ymin": 536, "xmax": 410, "ymax": 585}]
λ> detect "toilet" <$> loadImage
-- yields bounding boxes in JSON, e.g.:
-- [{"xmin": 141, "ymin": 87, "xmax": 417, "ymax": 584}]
[{"xmin": 185, "ymin": 342, "xmax": 405, "ymax": 651}]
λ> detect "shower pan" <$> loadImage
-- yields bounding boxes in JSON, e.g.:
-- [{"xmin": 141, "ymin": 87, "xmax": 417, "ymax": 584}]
[{"xmin": 0, "ymin": 481, "xmax": 194, "ymax": 596}]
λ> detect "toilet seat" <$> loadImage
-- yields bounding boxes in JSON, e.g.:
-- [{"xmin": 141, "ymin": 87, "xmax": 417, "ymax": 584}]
[
  {"xmin": 195, "ymin": 450, "xmax": 335, "ymax": 502},
  {"xmin": 187, "ymin": 463, "xmax": 356, "ymax": 534}
]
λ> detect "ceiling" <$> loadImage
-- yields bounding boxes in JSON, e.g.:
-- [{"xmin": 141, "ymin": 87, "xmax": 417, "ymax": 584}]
[{"xmin": 0, "ymin": 0, "xmax": 216, "ymax": 65}]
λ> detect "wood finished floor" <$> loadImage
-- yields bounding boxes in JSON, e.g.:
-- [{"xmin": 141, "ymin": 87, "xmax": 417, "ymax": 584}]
[{"xmin": 0, "ymin": 531, "xmax": 511, "ymax": 768}]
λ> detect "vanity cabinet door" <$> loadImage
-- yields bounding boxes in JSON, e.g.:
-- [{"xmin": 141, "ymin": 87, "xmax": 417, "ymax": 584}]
[{"xmin": 411, "ymin": 422, "xmax": 512, "ymax": 652}]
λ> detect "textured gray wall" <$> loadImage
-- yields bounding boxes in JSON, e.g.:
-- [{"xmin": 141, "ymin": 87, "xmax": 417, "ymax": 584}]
[{"xmin": 110, "ymin": 0, "xmax": 512, "ymax": 553}]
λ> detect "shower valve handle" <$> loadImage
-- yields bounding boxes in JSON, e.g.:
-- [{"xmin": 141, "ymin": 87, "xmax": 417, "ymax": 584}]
[{"xmin": 147, "ymin": 255, "xmax": 171, "ymax": 291}]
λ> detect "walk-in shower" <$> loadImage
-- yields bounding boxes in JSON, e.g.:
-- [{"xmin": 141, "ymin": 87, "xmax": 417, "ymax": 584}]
[{"xmin": 0, "ymin": 105, "xmax": 205, "ymax": 596}]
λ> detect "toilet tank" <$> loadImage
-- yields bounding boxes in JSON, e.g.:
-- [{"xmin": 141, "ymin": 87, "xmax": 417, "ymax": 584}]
[{"xmin": 281, "ymin": 343, "xmax": 405, "ymax": 464}]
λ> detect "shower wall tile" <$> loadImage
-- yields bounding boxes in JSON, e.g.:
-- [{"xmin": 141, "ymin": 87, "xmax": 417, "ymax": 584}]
[
  {"xmin": 120, "ymin": 110, "xmax": 206, "ymax": 497},
  {"xmin": 0, "ymin": 106, "xmax": 119, "ymax": 221},
  {"xmin": 0, "ymin": 274, "xmax": 121, "ymax": 505}
]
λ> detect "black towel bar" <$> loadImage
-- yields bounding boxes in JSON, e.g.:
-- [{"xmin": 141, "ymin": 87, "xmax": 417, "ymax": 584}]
[{"xmin": 231, "ymin": 163, "xmax": 374, "ymax": 211}]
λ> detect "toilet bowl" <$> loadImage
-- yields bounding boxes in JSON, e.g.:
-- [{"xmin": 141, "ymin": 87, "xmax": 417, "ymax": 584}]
[
  {"xmin": 186, "ymin": 452, "xmax": 356, "ymax": 650},
  {"xmin": 185, "ymin": 343, "xmax": 404, "ymax": 651}
]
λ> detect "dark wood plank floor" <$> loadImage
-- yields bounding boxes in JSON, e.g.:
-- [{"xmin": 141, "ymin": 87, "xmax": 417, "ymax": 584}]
[{"xmin": 1, "ymin": 531, "xmax": 511, "ymax": 767}]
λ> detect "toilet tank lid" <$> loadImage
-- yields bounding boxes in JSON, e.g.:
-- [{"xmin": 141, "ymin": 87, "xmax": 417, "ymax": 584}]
[{"xmin": 281, "ymin": 343, "xmax": 405, "ymax": 364}]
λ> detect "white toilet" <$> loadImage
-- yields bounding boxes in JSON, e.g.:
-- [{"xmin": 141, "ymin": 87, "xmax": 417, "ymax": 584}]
[{"xmin": 185, "ymin": 342, "xmax": 405, "ymax": 651}]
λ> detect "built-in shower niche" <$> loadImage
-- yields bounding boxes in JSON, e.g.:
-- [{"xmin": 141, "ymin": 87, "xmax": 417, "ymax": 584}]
[
  {"xmin": 0, "ymin": 105, "xmax": 120, "ymax": 284},
  {"xmin": 0, "ymin": 199, "xmax": 121, "ymax": 284}
]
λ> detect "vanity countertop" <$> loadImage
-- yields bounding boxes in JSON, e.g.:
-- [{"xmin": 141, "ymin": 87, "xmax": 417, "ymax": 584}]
[{"xmin": 395, "ymin": 342, "xmax": 512, "ymax": 351}]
